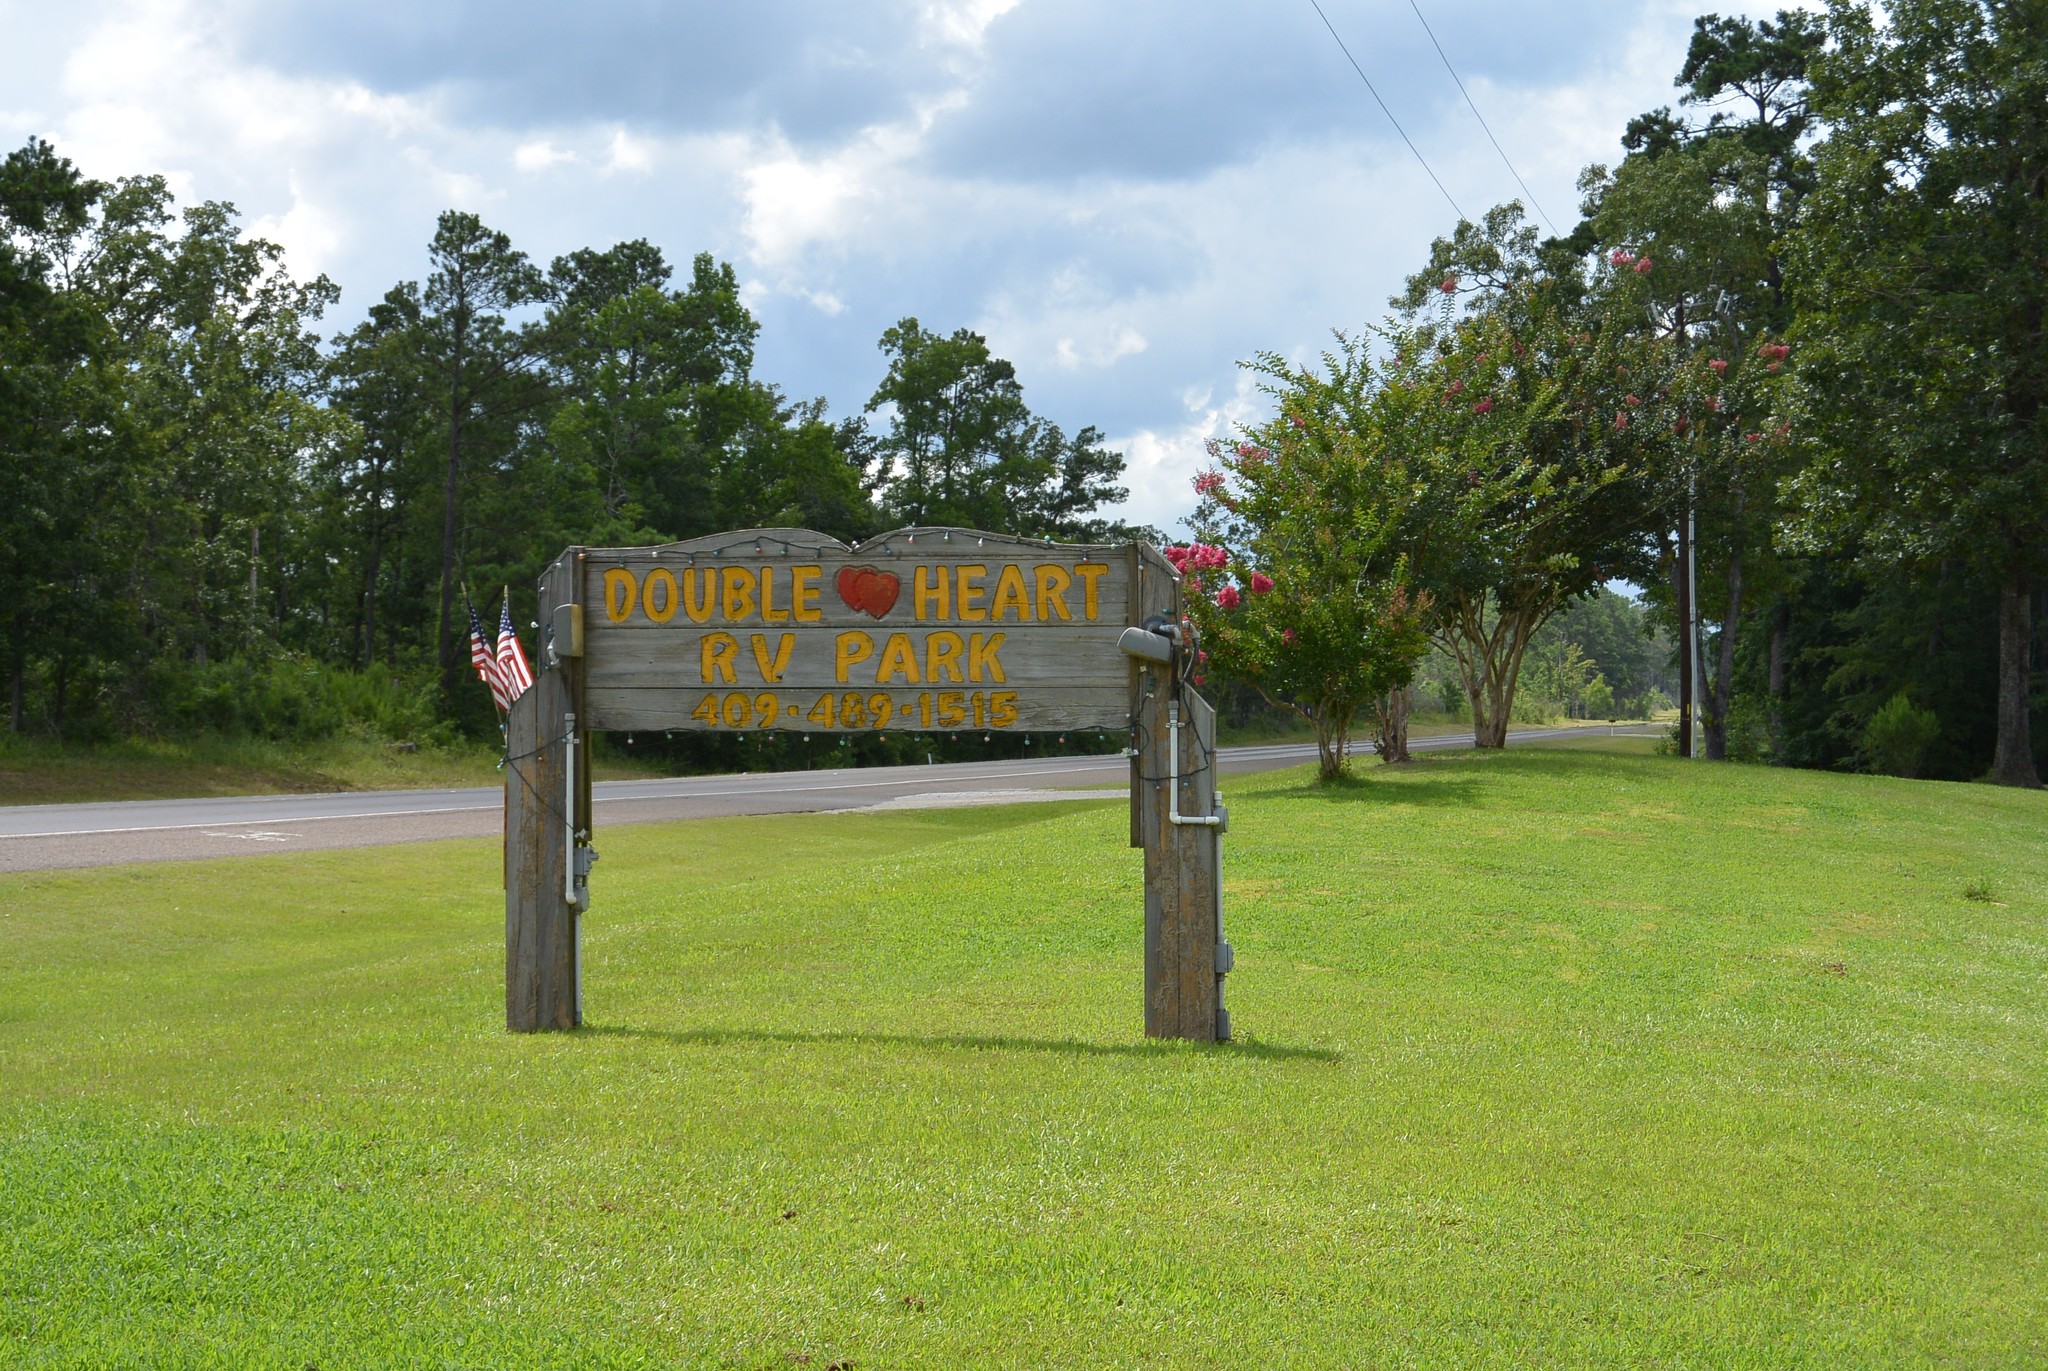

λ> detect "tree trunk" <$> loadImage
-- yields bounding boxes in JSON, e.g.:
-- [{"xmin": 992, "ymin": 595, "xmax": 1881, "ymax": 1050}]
[
  {"xmin": 438, "ymin": 321, "xmax": 467, "ymax": 694},
  {"xmin": 1313, "ymin": 707, "xmax": 1351, "ymax": 781},
  {"xmin": 1767, "ymin": 598, "xmax": 1788, "ymax": 757},
  {"xmin": 1376, "ymin": 686, "xmax": 1411, "ymax": 763},
  {"xmin": 9, "ymin": 610, "xmax": 23, "ymax": 733},
  {"xmin": 1702, "ymin": 537, "xmax": 1745, "ymax": 761},
  {"xmin": 1990, "ymin": 571, "xmax": 2041, "ymax": 788}
]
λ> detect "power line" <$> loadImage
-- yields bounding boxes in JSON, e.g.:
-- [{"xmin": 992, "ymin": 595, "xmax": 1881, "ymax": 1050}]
[
  {"xmin": 1304, "ymin": 0, "xmax": 1467, "ymax": 224},
  {"xmin": 1405, "ymin": 0, "xmax": 1559, "ymax": 235}
]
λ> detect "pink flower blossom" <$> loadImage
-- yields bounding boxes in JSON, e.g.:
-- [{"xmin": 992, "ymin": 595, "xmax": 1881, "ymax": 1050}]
[
  {"xmin": 1164, "ymin": 545, "xmax": 1190, "ymax": 571},
  {"xmin": 1216, "ymin": 585, "xmax": 1242, "ymax": 610},
  {"xmin": 1440, "ymin": 275, "xmax": 1458, "ymax": 294},
  {"xmin": 1289, "ymin": 415, "xmax": 1306, "ymax": 430},
  {"xmin": 1610, "ymin": 248, "xmax": 1636, "ymax": 267},
  {"xmin": 1473, "ymin": 398, "xmax": 1494, "ymax": 415},
  {"xmin": 1198, "ymin": 650, "xmax": 1209, "ymax": 664},
  {"xmin": 1445, "ymin": 378, "xmax": 1466, "ymax": 399},
  {"xmin": 1185, "ymin": 574, "xmax": 1203, "ymax": 593},
  {"xmin": 1673, "ymin": 416, "xmax": 1690, "ymax": 435},
  {"xmin": 1766, "ymin": 361, "xmax": 1781, "ymax": 372},
  {"xmin": 1192, "ymin": 471, "xmax": 1226, "ymax": 495},
  {"xmin": 1614, "ymin": 411, "xmax": 1630, "ymax": 430},
  {"xmin": 1709, "ymin": 358, "xmax": 1728, "ymax": 375},
  {"xmin": 1634, "ymin": 256, "xmax": 1654, "ymax": 274},
  {"xmin": 1281, "ymin": 628, "xmax": 1297, "ymax": 644},
  {"xmin": 1473, "ymin": 352, "xmax": 1488, "ymax": 366},
  {"xmin": 1744, "ymin": 432, "xmax": 1762, "ymax": 443},
  {"xmin": 1249, "ymin": 571, "xmax": 1274, "ymax": 595},
  {"xmin": 1625, "ymin": 394, "xmax": 1642, "ymax": 408},
  {"xmin": 1705, "ymin": 396, "xmax": 1722, "ymax": 413}
]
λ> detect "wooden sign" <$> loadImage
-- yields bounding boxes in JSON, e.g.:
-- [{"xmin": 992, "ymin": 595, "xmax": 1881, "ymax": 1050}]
[
  {"xmin": 506, "ymin": 527, "xmax": 1229, "ymax": 1043},
  {"xmin": 572, "ymin": 528, "xmax": 1136, "ymax": 735}
]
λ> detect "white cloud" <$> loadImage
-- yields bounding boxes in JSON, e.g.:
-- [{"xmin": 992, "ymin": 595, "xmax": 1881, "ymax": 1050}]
[
  {"xmin": 11, "ymin": 0, "xmax": 1722, "ymax": 540},
  {"xmin": 1053, "ymin": 326, "xmax": 1147, "ymax": 371},
  {"xmin": 513, "ymin": 139, "xmax": 576, "ymax": 173},
  {"xmin": 603, "ymin": 128, "xmax": 655, "ymax": 175}
]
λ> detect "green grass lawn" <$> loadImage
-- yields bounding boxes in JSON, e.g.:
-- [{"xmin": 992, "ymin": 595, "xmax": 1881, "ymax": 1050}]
[{"xmin": 1, "ymin": 746, "xmax": 2043, "ymax": 1367}]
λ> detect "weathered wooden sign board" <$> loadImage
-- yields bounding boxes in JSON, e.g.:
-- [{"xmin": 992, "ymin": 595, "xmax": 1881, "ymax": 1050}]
[{"xmin": 504, "ymin": 527, "xmax": 1230, "ymax": 1042}]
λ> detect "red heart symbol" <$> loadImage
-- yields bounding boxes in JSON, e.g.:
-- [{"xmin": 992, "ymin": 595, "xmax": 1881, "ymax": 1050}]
[{"xmin": 835, "ymin": 565, "xmax": 900, "ymax": 619}]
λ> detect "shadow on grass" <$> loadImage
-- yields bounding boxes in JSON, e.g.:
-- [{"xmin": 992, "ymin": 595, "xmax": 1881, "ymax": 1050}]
[
  {"xmin": 581, "ymin": 1023, "xmax": 1340, "ymax": 1064},
  {"xmin": 1270, "ymin": 768, "xmax": 1487, "ymax": 808}
]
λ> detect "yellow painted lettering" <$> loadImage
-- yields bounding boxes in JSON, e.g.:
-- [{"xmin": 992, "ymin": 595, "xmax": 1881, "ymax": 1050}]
[
  {"xmin": 834, "ymin": 631, "xmax": 875, "ymax": 684},
  {"xmin": 924, "ymin": 630, "xmax": 966, "ymax": 683},
  {"xmin": 957, "ymin": 564, "xmax": 988, "ymax": 621},
  {"xmin": 643, "ymin": 567, "xmax": 678, "ymax": 623},
  {"xmin": 792, "ymin": 565, "xmax": 823, "ymax": 622},
  {"xmin": 1075, "ymin": 563, "xmax": 1109, "ymax": 621},
  {"xmin": 969, "ymin": 632, "xmax": 1007, "ymax": 683},
  {"xmin": 701, "ymin": 632, "xmax": 739, "ymax": 685},
  {"xmin": 721, "ymin": 566, "xmax": 756, "ymax": 621},
  {"xmin": 750, "ymin": 633, "xmax": 796, "ymax": 683},
  {"xmin": 603, "ymin": 567, "xmax": 638, "ymax": 622},
  {"xmin": 876, "ymin": 632, "xmax": 921, "ymax": 685},
  {"xmin": 991, "ymin": 564, "xmax": 1032, "ymax": 622},
  {"xmin": 914, "ymin": 565, "xmax": 950, "ymax": 621},
  {"xmin": 683, "ymin": 568, "xmax": 715, "ymax": 622},
  {"xmin": 759, "ymin": 567, "xmax": 789, "ymax": 623},
  {"xmin": 1034, "ymin": 564, "xmax": 1073, "ymax": 621}
]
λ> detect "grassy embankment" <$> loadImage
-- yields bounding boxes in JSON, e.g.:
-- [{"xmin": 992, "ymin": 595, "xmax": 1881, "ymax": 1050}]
[
  {"xmin": 0, "ymin": 733, "xmax": 662, "ymax": 806},
  {"xmin": 1, "ymin": 741, "xmax": 2042, "ymax": 1366}
]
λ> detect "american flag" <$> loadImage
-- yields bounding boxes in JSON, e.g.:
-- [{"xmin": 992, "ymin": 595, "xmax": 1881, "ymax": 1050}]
[
  {"xmin": 496, "ymin": 590, "xmax": 534, "ymax": 703},
  {"xmin": 468, "ymin": 601, "xmax": 512, "ymax": 713}
]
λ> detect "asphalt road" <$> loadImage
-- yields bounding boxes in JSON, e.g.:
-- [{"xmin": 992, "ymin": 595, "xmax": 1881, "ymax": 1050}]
[{"xmin": 0, "ymin": 725, "xmax": 1656, "ymax": 872}]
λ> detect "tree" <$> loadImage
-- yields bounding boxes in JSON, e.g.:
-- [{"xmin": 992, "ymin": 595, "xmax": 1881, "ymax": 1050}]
[
  {"xmin": 1785, "ymin": 0, "xmax": 2048, "ymax": 786},
  {"xmin": 1185, "ymin": 336, "xmax": 1433, "ymax": 779},
  {"xmin": 1579, "ymin": 9, "xmax": 1821, "ymax": 758},
  {"xmin": 417, "ymin": 212, "xmax": 548, "ymax": 694},
  {"xmin": 0, "ymin": 139, "xmax": 105, "ymax": 731},
  {"xmin": 866, "ymin": 318, "xmax": 1136, "ymax": 539},
  {"xmin": 1396, "ymin": 208, "xmax": 1655, "ymax": 747}
]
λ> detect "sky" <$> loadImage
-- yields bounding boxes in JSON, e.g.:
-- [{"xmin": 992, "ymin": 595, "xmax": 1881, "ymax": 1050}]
[{"xmin": 1, "ymin": 0, "xmax": 1726, "ymax": 534}]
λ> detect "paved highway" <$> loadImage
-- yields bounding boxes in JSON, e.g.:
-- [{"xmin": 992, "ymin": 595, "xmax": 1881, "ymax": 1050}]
[{"xmin": 0, "ymin": 726, "xmax": 1655, "ymax": 872}]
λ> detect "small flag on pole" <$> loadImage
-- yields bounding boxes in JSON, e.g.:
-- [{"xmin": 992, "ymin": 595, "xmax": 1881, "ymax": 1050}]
[
  {"xmin": 468, "ymin": 599, "xmax": 512, "ymax": 713},
  {"xmin": 497, "ymin": 590, "xmax": 534, "ymax": 703}
]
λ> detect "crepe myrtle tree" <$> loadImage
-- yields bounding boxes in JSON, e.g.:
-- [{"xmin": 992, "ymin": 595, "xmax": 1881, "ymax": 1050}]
[
  {"xmin": 1178, "ymin": 339, "xmax": 1433, "ymax": 779},
  {"xmin": 1396, "ymin": 215, "xmax": 1713, "ymax": 747}
]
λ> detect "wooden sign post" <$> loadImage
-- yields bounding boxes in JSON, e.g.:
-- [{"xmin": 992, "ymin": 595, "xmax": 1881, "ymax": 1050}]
[{"xmin": 505, "ymin": 527, "xmax": 1230, "ymax": 1040}]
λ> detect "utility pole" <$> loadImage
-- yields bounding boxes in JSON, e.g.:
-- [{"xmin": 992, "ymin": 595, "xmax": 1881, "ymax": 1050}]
[{"xmin": 1677, "ymin": 504, "xmax": 1694, "ymax": 759}]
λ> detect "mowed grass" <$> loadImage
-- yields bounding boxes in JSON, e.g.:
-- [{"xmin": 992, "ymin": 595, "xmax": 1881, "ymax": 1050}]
[
  {"xmin": 0, "ymin": 747, "xmax": 2043, "ymax": 1368},
  {"xmin": 0, "ymin": 733, "xmax": 662, "ymax": 806}
]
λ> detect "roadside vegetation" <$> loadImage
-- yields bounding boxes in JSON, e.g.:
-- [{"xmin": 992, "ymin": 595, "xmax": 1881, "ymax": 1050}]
[{"xmin": 3, "ymin": 742, "xmax": 2041, "ymax": 1365}]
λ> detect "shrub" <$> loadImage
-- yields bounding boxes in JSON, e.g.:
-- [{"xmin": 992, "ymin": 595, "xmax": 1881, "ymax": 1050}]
[{"xmin": 1860, "ymin": 693, "xmax": 1941, "ymax": 779}]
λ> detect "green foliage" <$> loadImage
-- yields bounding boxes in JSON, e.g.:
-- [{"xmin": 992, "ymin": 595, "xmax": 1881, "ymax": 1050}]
[
  {"xmin": 2, "ymin": 748, "xmax": 2044, "ymax": 1362},
  {"xmin": 1785, "ymin": 0, "xmax": 2048, "ymax": 785},
  {"xmin": 1860, "ymin": 691, "xmax": 1941, "ymax": 779},
  {"xmin": 865, "ymin": 318, "xmax": 1138, "ymax": 540},
  {"xmin": 1184, "ymin": 333, "xmax": 1435, "ymax": 777},
  {"xmin": 0, "ymin": 151, "xmax": 1136, "ymax": 748}
]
